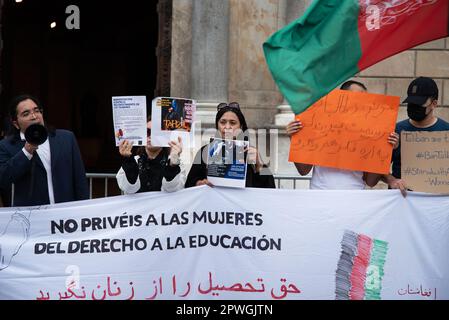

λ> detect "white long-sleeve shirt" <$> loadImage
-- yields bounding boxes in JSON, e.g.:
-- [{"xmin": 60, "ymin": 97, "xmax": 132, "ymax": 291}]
[{"xmin": 116, "ymin": 151, "xmax": 189, "ymax": 194}]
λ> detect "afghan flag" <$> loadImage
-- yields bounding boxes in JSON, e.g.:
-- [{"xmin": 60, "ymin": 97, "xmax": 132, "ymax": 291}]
[
  {"xmin": 335, "ymin": 230, "xmax": 389, "ymax": 300},
  {"xmin": 263, "ymin": 0, "xmax": 449, "ymax": 115}
]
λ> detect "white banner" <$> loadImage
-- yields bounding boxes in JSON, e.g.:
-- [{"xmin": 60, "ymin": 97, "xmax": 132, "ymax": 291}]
[{"xmin": 0, "ymin": 187, "xmax": 448, "ymax": 300}]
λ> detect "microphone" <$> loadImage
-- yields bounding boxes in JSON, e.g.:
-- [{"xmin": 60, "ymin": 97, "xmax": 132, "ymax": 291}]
[{"xmin": 24, "ymin": 124, "xmax": 48, "ymax": 145}]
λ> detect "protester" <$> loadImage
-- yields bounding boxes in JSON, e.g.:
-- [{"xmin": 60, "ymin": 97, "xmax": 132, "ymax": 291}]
[
  {"xmin": 0, "ymin": 118, "xmax": 7, "ymax": 207},
  {"xmin": 286, "ymin": 80, "xmax": 399, "ymax": 189},
  {"xmin": 381, "ymin": 77, "xmax": 449, "ymax": 196},
  {"xmin": 185, "ymin": 102, "xmax": 276, "ymax": 188},
  {"xmin": 0, "ymin": 94, "xmax": 88, "ymax": 206},
  {"xmin": 116, "ymin": 117, "xmax": 186, "ymax": 193}
]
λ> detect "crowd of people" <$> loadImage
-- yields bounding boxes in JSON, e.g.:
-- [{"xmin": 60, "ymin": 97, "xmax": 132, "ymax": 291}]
[{"xmin": 0, "ymin": 77, "xmax": 447, "ymax": 207}]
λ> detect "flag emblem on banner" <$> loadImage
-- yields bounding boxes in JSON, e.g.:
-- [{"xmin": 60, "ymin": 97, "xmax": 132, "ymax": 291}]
[{"xmin": 335, "ymin": 230, "xmax": 389, "ymax": 300}]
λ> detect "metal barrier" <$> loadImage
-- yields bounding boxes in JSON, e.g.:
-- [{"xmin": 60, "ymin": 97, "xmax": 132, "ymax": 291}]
[
  {"xmin": 272, "ymin": 174, "xmax": 311, "ymax": 189},
  {"xmin": 85, "ymin": 173, "xmax": 311, "ymax": 198},
  {"xmin": 86, "ymin": 173, "xmax": 118, "ymax": 199},
  {"xmin": 10, "ymin": 173, "xmax": 312, "ymax": 204}
]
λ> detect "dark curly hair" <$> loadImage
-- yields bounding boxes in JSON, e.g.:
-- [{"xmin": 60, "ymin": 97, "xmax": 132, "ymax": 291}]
[{"xmin": 7, "ymin": 94, "xmax": 44, "ymax": 137}]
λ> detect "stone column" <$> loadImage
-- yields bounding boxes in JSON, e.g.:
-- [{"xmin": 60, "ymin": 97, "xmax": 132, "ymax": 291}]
[
  {"xmin": 285, "ymin": 0, "xmax": 307, "ymax": 25},
  {"xmin": 191, "ymin": 0, "xmax": 230, "ymax": 134},
  {"xmin": 171, "ymin": 0, "xmax": 193, "ymax": 99},
  {"xmin": 274, "ymin": 0, "xmax": 308, "ymax": 127},
  {"xmin": 272, "ymin": 0, "xmax": 311, "ymax": 188}
]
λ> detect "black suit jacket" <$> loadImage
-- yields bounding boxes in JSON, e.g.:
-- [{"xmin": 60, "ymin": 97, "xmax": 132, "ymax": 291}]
[{"xmin": 0, "ymin": 129, "xmax": 89, "ymax": 206}]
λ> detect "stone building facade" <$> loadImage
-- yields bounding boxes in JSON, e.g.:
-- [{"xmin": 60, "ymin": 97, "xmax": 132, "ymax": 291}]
[
  {"xmin": 170, "ymin": 0, "xmax": 449, "ymax": 188},
  {"xmin": 1, "ymin": 1, "xmax": 447, "ymax": 186}
]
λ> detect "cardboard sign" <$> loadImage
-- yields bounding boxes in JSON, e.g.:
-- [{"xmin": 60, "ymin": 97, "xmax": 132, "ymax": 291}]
[
  {"xmin": 289, "ymin": 90, "xmax": 399, "ymax": 174},
  {"xmin": 401, "ymin": 131, "xmax": 449, "ymax": 194}
]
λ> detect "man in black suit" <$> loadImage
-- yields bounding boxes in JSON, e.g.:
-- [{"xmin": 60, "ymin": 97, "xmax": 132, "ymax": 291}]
[{"xmin": 0, "ymin": 94, "xmax": 89, "ymax": 206}]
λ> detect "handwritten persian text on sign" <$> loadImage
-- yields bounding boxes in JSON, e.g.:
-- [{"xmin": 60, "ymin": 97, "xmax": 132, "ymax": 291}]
[{"xmin": 289, "ymin": 90, "xmax": 399, "ymax": 174}]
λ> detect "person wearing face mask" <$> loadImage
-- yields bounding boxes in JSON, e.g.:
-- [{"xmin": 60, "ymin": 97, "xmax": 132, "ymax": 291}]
[
  {"xmin": 185, "ymin": 102, "xmax": 275, "ymax": 188},
  {"xmin": 382, "ymin": 77, "xmax": 449, "ymax": 196},
  {"xmin": 0, "ymin": 94, "xmax": 89, "ymax": 206}
]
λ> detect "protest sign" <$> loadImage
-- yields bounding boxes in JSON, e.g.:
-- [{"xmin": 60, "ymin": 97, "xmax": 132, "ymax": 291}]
[
  {"xmin": 207, "ymin": 138, "xmax": 248, "ymax": 188},
  {"xmin": 289, "ymin": 90, "xmax": 399, "ymax": 174},
  {"xmin": 401, "ymin": 131, "xmax": 449, "ymax": 193},
  {"xmin": 112, "ymin": 96, "xmax": 147, "ymax": 146},
  {"xmin": 151, "ymin": 97, "xmax": 196, "ymax": 147}
]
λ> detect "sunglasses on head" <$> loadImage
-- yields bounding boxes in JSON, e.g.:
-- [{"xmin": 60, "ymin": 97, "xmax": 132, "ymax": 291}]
[{"xmin": 217, "ymin": 102, "xmax": 240, "ymax": 111}]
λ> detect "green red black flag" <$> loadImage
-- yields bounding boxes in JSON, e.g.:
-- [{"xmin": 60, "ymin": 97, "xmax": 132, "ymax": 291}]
[{"xmin": 264, "ymin": 0, "xmax": 449, "ymax": 114}]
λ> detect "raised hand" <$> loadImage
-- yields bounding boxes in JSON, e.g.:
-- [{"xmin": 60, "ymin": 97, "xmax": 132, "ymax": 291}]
[
  {"xmin": 388, "ymin": 132, "xmax": 400, "ymax": 149},
  {"xmin": 24, "ymin": 142, "xmax": 39, "ymax": 155},
  {"xmin": 118, "ymin": 140, "xmax": 133, "ymax": 158},
  {"xmin": 286, "ymin": 120, "xmax": 303, "ymax": 137},
  {"xmin": 168, "ymin": 137, "xmax": 183, "ymax": 166}
]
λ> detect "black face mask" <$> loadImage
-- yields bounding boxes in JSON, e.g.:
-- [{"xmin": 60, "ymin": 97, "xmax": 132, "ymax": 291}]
[{"xmin": 407, "ymin": 103, "xmax": 428, "ymax": 122}]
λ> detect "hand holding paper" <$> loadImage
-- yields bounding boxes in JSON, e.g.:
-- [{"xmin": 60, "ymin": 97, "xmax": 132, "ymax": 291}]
[
  {"xmin": 118, "ymin": 140, "xmax": 133, "ymax": 158},
  {"xmin": 168, "ymin": 137, "xmax": 183, "ymax": 166}
]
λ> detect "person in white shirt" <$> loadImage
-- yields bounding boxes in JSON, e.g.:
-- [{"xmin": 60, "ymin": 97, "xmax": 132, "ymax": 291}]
[{"xmin": 116, "ymin": 117, "xmax": 186, "ymax": 194}]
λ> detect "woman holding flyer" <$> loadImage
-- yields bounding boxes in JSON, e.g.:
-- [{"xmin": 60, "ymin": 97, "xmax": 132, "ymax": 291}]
[
  {"xmin": 185, "ymin": 102, "xmax": 275, "ymax": 189},
  {"xmin": 116, "ymin": 117, "xmax": 186, "ymax": 193}
]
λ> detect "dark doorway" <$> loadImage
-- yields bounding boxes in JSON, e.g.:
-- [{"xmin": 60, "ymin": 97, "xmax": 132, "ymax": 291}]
[{"xmin": 0, "ymin": 0, "xmax": 164, "ymax": 174}]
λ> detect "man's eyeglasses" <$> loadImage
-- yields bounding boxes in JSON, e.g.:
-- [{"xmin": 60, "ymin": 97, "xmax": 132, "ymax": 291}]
[
  {"xmin": 147, "ymin": 128, "xmax": 152, "ymax": 136},
  {"xmin": 20, "ymin": 108, "xmax": 42, "ymax": 119},
  {"xmin": 217, "ymin": 102, "xmax": 240, "ymax": 111}
]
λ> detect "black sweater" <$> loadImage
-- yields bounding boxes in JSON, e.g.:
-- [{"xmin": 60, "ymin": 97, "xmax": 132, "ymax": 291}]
[{"xmin": 121, "ymin": 149, "xmax": 180, "ymax": 192}]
